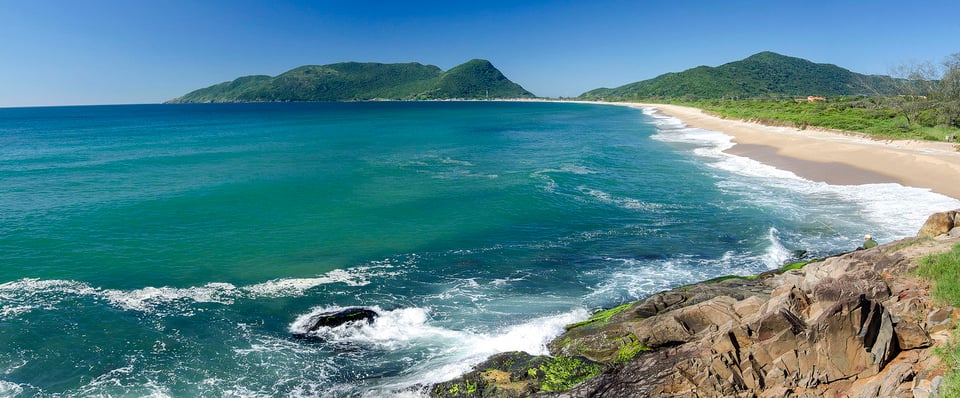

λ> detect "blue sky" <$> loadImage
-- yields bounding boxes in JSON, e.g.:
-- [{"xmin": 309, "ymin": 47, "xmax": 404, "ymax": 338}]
[{"xmin": 2, "ymin": 0, "xmax": 958, "ymax": 107}]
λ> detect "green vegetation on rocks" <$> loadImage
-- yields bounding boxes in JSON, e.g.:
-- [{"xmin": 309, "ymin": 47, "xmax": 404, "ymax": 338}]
[
  {"xmin": 564, "ymin": 302, "xmax": 633, "ymax": 330},
  {"xmin": 614, "ymin": 334, "xmax": 648, "ymax": 363},
  {"xmin": 536, "ymin": 356, "xmax": 602, "ymax": 392},
  {"xmin": 429, "ymin": 351, "xmax": 602, "ymax": 397},
  {"xmin": 167, "ymin": 59, "xmax": 534, "ymax": 103},
  {"xmin": 779, "ymin": 258, "xmax": 817, "ymax": 272}
]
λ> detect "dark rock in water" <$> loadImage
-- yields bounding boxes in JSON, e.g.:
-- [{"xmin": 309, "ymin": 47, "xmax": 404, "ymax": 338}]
[{"xmin": 292, "ymin": 307, "xmax": 378, "ymax": 339}]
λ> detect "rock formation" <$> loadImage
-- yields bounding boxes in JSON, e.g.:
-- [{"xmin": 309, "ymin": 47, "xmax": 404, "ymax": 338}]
[
  {"xmin": 430, "ymin": 209, "xmax": 960, "ymax": 397},
  {"xmin": 918, "ymin": 210, "xmax": 960, "ymax": 238},
  {"xmin": 291, "ymin": 307, "xmax": 378, "ymax": 339}
]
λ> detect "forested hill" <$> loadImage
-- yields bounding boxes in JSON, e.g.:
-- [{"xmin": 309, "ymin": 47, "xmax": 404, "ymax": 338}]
[
  {"xmin": 167, "ymin": 59, "xmax": 535, "ymax": 103},
  {"xmin": 580, "ymin": 51, "xmax": 903, "ymax": 100}
]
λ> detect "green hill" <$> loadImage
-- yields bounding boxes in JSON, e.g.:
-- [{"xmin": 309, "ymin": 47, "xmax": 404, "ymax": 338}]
[
  {"xmin": 167, "ymin": 59, "xmax": 534, "ymax": 103},
  {"xmin": 580, "ymin": 51, "xmax": 903, "ymax": 100}
]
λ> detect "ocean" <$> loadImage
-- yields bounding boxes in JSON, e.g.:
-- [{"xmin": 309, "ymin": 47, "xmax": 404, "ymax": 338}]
[{"xmin": 1, "ymin": 101, "xmax": 957, "ymax": 397}]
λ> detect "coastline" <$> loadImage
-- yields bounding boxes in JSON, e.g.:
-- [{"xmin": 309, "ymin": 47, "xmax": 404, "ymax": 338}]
[
  {"xmin": 573, "ymin": 101, "xmax": 960, "ymax": 200},
  {"xmin": 431, "ymin": 212, "xmax": 960, "ymax": 397}
]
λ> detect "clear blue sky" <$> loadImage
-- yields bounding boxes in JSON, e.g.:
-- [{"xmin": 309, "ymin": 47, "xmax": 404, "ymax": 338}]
[{"xmin": 2, "ymin": 0, "xmax": 959, "ymax": 107}]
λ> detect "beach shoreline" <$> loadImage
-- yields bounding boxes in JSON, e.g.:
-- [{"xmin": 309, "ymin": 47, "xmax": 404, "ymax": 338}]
[{"xmin": 571, "ymin": 101, "xmax": 960, "ymax": 200}]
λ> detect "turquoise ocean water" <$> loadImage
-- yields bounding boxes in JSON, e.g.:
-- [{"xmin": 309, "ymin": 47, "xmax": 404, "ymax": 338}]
[{"xmin": 1, "ymin": 102, "xmax": 957, "ymax": 397}]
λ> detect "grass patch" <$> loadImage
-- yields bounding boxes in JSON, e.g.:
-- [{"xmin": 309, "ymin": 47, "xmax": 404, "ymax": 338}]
[
  {"xmin": 938, "ymin": 329, "xmax": 960, "ymax": 398},
  {"xmin": 916, "ymin": 244, "xmax": 960, "ymax": 305},
  {"xmin": 675, "ymin": 98, "xmax": 959, "ymax": 141},
  {"xmin": 916, "ymin": 244, "xmax": 960, "ymax": 395}
]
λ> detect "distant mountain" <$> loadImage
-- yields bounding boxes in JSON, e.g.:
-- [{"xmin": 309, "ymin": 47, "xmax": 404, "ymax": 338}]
[
  {"xmin": 167, "ymin": 59, "xmax": 535, "ymax": 103},
  {"xmin": 580, "ymin": 51, "xmax": 903, "ymax": 100}
]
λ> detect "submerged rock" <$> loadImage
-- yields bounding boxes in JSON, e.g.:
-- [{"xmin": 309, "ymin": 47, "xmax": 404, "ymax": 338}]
[{"xmin": 292, "ymin": 307, "xmax": 378, "ymax": 339}]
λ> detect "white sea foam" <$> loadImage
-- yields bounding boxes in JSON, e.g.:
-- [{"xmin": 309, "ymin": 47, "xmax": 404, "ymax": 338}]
[
  {"xmin": 647, "ymin": 112, "xmax": 960, "ymax": 239},
  {"xmin": 317, "ymin": 307, "xmax": 462, "ymax": 350},
  {"xmin": 102, "ymin": 282, "xmax": 240, "ymax": 312},
  {"xmin": 243, "ymin": 267, "xmax": 378, "ymax": 297},
  {"xmin": 642, "ymin": 107, "xmax": 687, "ymax": 131},
  {"xmin": 586, "ymin": 247, "xmax": 786, "ymax": 307},
  {"xmin": 0, "ymin": 262, "xmax": 404, "ymax": 318},
  {"xmin": 0, "ymin": 381, "xmax": 24, "ymax": 396},
  {"xmin": 440, "ymin": 157, "xmax": 474, "ymax": 167},
  {"xmin": 586, "ymin": 257, "xmax": 709, "ymax": 303},
  {"xmin": 1, "ymin": 305, "xmax": 35, "ymax": 318},
  {"xmin": 577, "ymin": 186, "xmax": 668, "ymax": 212},
  {"xmin": 763, "ymin": 227, "xmax": 793, "ymax": 268},
  {"xmin": 0, "ymin": 278, "xmax": 98, "ymax": 318},
  {"xmin": 530, "ymin": 164, "xmax": 595, "ymax": 193},
  {"xmin": 405, "ymin": 308, "xmax": 589, "ymax": 388},
  {"xmin": 490, "ymin": 274, "xmax": 528, "ymax": 287},
  {"xmin": 288, "ymin": 304, "xmax": 590, "ymax": 394}
]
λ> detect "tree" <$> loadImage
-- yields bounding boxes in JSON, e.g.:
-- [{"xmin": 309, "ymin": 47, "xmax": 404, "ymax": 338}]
[
  {"xmin": 890, "ymin": 53, "xmax": 960, "ymax": 128},
  {"xmin": 934, "ymin": 54, "xmax": 960, "ymax": 127}
]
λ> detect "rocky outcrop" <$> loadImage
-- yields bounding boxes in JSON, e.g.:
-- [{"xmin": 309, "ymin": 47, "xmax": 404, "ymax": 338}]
[
  {"xmin": 549, "ymin": 277, "xmax": 772, "ymax": 363},
  {"xmin": 291, "ymin": 307, "xmax": 378, "ymax": 339},
  {"xmin": 917, "ymin": 209, "xmax": 959, "ymax": 238},
  {"xmin": 430, "ymin": 216, "xmax": 960, "ymax": 398},
  {"xmin": 557, "ymin": 236, "xmax": 958, "ymax": 398}
]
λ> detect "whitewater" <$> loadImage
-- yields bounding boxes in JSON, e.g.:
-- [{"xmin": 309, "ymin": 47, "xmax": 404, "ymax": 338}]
[{"xmin": 0, "ymin": 102, "xmax": 956, "ymax": 397}]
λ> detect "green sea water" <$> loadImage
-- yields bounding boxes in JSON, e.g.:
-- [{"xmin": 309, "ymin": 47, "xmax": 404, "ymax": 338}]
[{"xmin": 1, "ymin": 102, "xmax": 956, "ymax": 396}]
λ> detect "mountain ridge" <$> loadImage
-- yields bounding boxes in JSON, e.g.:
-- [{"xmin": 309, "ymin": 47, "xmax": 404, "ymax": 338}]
[
  {"xmin": 580, "ymin": 51, "xmax": 904, "ymax": 100},
  {"xmin": 167, "ymin": 59, "xmax": 534, "ymax": 103}
]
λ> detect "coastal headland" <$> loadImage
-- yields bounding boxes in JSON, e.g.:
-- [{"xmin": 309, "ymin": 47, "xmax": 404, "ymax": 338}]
[
  {"xmin": 627, "ymin": 102, "xmax": 960, "ymax": 200},
  {"xmin": 431, "ymin": 211, "xmax": 960, "ymax": 397}
]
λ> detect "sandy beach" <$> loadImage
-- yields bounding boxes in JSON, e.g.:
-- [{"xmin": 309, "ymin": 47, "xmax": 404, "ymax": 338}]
[{"xmin": 619, "ymin": 103, "xmax": 960, "ymax": 200}]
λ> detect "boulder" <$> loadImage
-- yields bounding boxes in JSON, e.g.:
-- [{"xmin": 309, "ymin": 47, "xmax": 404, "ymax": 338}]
[
  {"xmin": 949, "ymin": 226, "xmax": 960, "ymax": 238},
  {"xmin": 292, "ymin": 307, "xmax": 379, "ymax": 338},
  {"xmin": 917, "ymin": 210, "xmax": 959, "ymax": 237},
  {"xmin": 894, "ymin": 322, "xmax": 932, "ymax": 350}
]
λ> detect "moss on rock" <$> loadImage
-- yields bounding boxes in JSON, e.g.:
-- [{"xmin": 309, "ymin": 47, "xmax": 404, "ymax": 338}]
[{"xmin": 429, "ymin": 351, "xmax": 602, "ymax": 397}]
